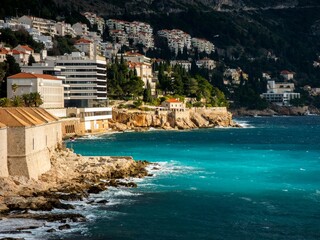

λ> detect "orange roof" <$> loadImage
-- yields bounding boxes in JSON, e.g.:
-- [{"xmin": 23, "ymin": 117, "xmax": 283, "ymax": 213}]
[
  {"xmin": 125, "ymin": 51, "xmax": 143, "ymax": 56},
  {"xmin": 12, "ymin": 49, "xmax": 24, "ymax": 54},
  {"xmin": 8, "ymin": 72, "xmax": 59, "ymax": 80},
  {"xmin": 0, "ymin": 122, "xmax": 6, "ymax": 128},
  {"xmin": 20, "ymin": 45, "xmax": 34, "ymax": 51},
  {"xmin": 75, "ymin": 38, "xmax": 92, "ymax": 44},
  {"xmin": 166, "ymin": 98, "xmax": 181, "ymax": 103},
  {"xmin": 0, "ymin": 48, "xmax": 10, "ymax": 54},
  {"xmin": 0, "ymin": 108, "xmax": 58, "ymax": 127},
  {"xmin": 281, "ymin": 70, "xmax": 293, "ymax": 75}
]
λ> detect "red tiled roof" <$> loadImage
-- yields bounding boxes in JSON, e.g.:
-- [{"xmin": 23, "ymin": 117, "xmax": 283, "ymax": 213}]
[
  {"xmin": 8, "ymin": 72, "xmax": 59, "ymax": 80},
  {"xmin": 12, "ymin": 49, "xmax": 24, "ymax": 54},
  {"xmin": 280, "ymin": 70, "xmax": 293, "ymax": 75},
  {"xmin": 0, "ymin": 48, "xmax": 10, "ymax": 54},
  {"xmin": 166, "ymin": 98, "xmax": 181, "ymax": 103},
  {"xmin": 75, "ymin": 38, "xmax": 92, "ymax": 44},
  {"xmin": 20, "ymin": 45, "xmax": 34, "ymax": 51}
]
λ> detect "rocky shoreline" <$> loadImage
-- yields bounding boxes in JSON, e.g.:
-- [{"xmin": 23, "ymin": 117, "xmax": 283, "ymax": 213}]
[
  {"xmin": 231, "ymin": 106, "xmax": 319, "ymax": 117},
  {"xmin": 109, "ymin": 108, "xmax": 240, "ymax": 132},
  {"xmin": 0, "ymin": 144, "xmax": 151, "ymax": 238}
]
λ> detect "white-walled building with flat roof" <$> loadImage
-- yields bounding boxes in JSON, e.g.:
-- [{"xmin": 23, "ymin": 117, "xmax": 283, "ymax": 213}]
[
  {"xmin": 261, "ymin": 80, "xmax": 300, "ymax": 106},
  {"xmin": 7, "ymin": 72, "xmax": 64, "ymax": 108},
  {"xmin": 51, "ymin": 52, "xmax": 107, "ymax": 108}
]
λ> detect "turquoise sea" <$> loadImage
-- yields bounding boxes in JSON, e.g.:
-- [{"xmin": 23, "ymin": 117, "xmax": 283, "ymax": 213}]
[{"xmin": 61, "ymin": 116, "xmax": 320, "ymax": 240}]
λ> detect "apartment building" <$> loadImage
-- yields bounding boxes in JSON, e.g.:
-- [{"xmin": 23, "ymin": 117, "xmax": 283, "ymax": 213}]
[
  {"xmin": 51, "ymin": 52, "xmax": 107, "ymax": 108},
  {"xmin": 7, "ymin": 72, "xmax": 64, "ymax": 108}
]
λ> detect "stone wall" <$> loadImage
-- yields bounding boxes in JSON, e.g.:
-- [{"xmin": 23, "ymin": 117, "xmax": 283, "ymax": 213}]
[
  {"xmin": 0, "ymin": 126, "xmax": 8, "ymax": 177},
  {"xmin": 7, "ymin": 121, "xmax": 62, "ymax": 180}
]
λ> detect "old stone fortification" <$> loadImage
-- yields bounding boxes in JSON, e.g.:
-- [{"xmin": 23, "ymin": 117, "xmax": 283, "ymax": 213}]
[
  {"xmin": 110, "ymin": 107, "xmax": 238, "ymax": 131},
  {"xmin": 0, "ymin": 126, "xmax": 8, "ymax": 178},
  {"xmin": 7, "ymin": 122, "xmax": 62, "ymax": 180},
  {"xmin": 0, "ymin": 145, "xmax": 150, "ymax": 219}
]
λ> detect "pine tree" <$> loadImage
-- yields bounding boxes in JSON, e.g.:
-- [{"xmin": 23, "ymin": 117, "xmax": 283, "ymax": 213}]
[{"xmin": 143, "ymin": 81, "xmax": 152, "ymax": 103}]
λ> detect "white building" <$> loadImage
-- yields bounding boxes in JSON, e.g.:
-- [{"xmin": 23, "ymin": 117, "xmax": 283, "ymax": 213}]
[
  {"xmin": 158, "ymin": 29, "xmax": 192, "ymax": 54},
  {"xmin": 72, "ymin": 22, "xmax": 89, "ymax": 36},
  {"xmin": 17, "ymin": 15, "xmax": 57, "ymax": 36},
  {"xmin": 191, "ymin": 38, "xmax": 215, "ymax": 54},
  {"xmin": 120, "ymin": 51, "xmax": 156, "ymax": 95},
  {"xmin": 261, "ymin": 80, "xmax": 300, "ymax": 106},
  {"xmin": 51, "ymin": 52, "xmax": 107, "ymax": 108},
  {"xmin": 170, "ymin": 60, "xmax": 192, "ymax": 72},
  {"xmin": 74, "ymin": 38, "xmax": 95, "ymax": 58},
  {"xmin": 7, "ymin": 72, "xmax": 65, "ymax": 109},
  {"xmin": 196, "ymin": 58, "xmax": 216, "ymax": 70},
  {"xmin": 82, "ymin": 12, "xmax": 105, "ymax": 33}
]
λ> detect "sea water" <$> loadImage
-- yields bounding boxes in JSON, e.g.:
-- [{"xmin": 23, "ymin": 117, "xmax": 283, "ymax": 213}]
[{"xmin": 57, "ymin": 116, "xmax": 320, "ymax": 239}]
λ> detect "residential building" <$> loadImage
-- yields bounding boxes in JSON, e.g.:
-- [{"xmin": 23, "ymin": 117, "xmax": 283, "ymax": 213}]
[
  {"xmin": 191, "ymin": 38, "xmax": 215, "ymax": 54},
  {"xmin": 106, "ymin": 19, "xmax": 154, "ymax": 49},
  {"xmin": 82, "ymin": 12, "xmax": 105, "ymax": 33},
  {"xmin": 196, "ymin": 58, "xmax": 216, "ymax": 70},
  {"xmin": 261, "ymin": 80, "xmax": 300, "ymax": 106},
  {"xmin": 158, "ymin": 29, "xmax": 192, "ymax": 54},
  {"xmin": 55, "ymin": 21, "xmax": 77, "ymax": 37},
  {"xmin": 280, "ymin": 70, "xmax": 295, "ymax": 81},
  {"xmin": 17, "ymin": 15, "xmax": 57, "ymax": 36},
  {"xmin": 66, "ymin": 107, "xmax": 112, "ymax": 134},
  {"xmin": 74, "ymin": 38, "xmax": 95, "ymax": 58},
  {"xmin": 121, "ymin": 51, "xmax": 156, "ymax": 95},
  {"xmin": 0, "ymin": 47, "xmax": 10, "ymax": 63},
  {"xmin": 12, "ymin": 45, "xmax": 40, "ymax": 66},
  {"xmin": 170, "ymin": 60, "xmax": 192, "ymax": 72},
  {"xmin": 0, "ymin": 107, "xmax": 62, "ymax": 179},
  {"xmin": 224, "ymin": 68, "xmax": 248, "ymax": 85},
  {"xmin": 7, "ymin": 72, "xmax": 64, "ymax": 109},
  {"xmin": 161, "ymin": 98, "xmax": 185, "ymax": 111},
  {"xmin": 51, "ymin": 52, "xmax": 107, "ymax": 108},
  {"xmin": 72, "ymin": 22, "xmax": 89, "ymax": 36}
]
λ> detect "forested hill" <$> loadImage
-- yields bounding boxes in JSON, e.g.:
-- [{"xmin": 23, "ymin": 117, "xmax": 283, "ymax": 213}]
[{"xmin": 1, "ymin": 0, "xmax": 320, "ymax": 86}]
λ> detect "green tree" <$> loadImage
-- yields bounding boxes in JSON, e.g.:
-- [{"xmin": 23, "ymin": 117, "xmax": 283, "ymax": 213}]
[
  {"xmin": 29, "ymin": 92, "xmax": 43, "ymax": 107},
  {"xmin": 143, "ymin": 81, "xmax": 152, "ymax": 103},
  {"xmin": 28, "ymin": 54, "xmax": 36, "ymax": 66},
  {"xmin": 0, "ymin": 55, "xmax": 21, "ymax": 98},
  {"xmin": 11, "ymin": 95, "xmax": 23, "ymax": 107},
  {"xmin": 0, "ymin": 97, "xmax": 11, "ymax": 107}
]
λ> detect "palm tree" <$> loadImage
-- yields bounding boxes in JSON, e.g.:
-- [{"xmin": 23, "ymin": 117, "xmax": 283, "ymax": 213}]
[
  {"xmin": 11, "ymin": 95, "xmax": 23, "ymax": 107},
  {"xmin": 30, "ymin": 92, "xmax": 43, "ymax": 107},
  {"xmin": 0, "ymin": 97, "xmax": 11, "ymax": 107}
]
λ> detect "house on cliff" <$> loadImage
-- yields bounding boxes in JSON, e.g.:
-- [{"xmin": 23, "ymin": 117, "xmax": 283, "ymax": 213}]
[
  {"xmin": 0, "ymin": 108, "xmax": 62, "ymax": 180},
  {"xmin": 161, "ymin": 99, "xmax": 185, "ymax": 112}
]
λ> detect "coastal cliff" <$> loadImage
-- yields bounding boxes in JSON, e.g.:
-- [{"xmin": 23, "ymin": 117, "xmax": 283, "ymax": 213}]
[
  {"xmin": 0, "ymin": 145, "xmax": 150, "ymax": 233},
  {"xmin": 109, "ymin": 107, "xmax": 238, "ymax": 131}
]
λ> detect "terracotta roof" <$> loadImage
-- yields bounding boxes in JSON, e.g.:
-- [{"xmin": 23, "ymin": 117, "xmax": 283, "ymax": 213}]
[
  {"xmin": 281, "ymin": 70, "xmax": 293, "ymax": 75},
  {"xmin": 75, "ymin": 38, "xmax": 92, "ymax": 44},
  {"xmin": 125, "ymin": 51, "xmax": 143, "ymax": 56},
  {"xmin": 0, "ymin": 108, "xmax": 58, "ymax": 127},
  {"xmin": 166, "ymin": 98, "xmax": 181, "ymax": 103},
  {"xmin": 0, "ymin": 122, "xmax": 6, "ymax": 128},
  {"xmin": 8, "ymin": 72, "xmax": 59, "ymax": 80},
  {"xmin": 12, "ymin": 49, "xmax": 24, "ymax": 54},
  {"xmin": 20, "ymin": 45, "xmax": 34, "ymax": 51},
  {"xmin": 0, "ymin": 48, "xmax": 10, "ymax": 54}
]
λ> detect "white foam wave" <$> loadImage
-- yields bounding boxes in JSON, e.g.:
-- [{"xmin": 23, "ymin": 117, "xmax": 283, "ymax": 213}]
[{"xmin": 234, "ymin": 120, "xmax": 255, "ymax": 128}]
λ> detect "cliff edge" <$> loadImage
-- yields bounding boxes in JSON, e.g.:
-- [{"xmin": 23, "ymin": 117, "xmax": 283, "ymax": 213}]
[{"xmin": 109, "ymin": 107, "xmax": 239, "ymax": 131}]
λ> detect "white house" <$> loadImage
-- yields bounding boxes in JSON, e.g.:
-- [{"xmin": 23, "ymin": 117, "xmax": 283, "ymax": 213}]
[
  {"xmin": 7, "ymin": 72, "xmax": 64, "ymax": 109},
  {"xmin": 261, "ymin": 80, "xmax": 300, "ymax": 106}
]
